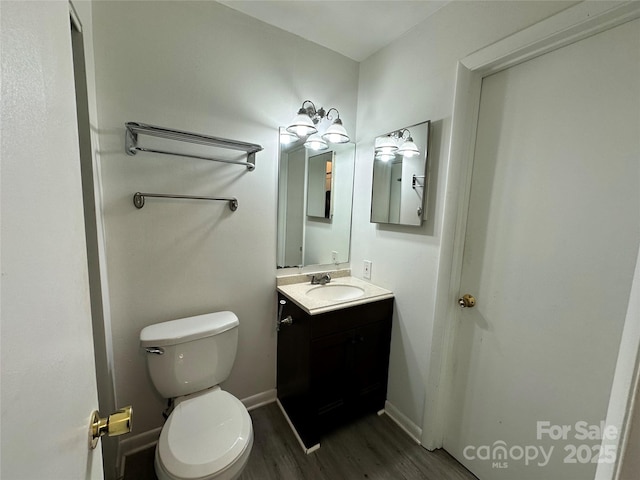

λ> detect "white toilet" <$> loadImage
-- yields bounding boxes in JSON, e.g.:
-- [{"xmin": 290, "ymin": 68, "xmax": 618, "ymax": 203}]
[{"xmin": 140, "ymin": 311, "xmax": 253, "ymax": 480}]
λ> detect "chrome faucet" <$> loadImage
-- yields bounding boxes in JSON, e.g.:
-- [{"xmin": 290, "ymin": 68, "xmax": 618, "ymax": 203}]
[{"xmin": 310, "ymin": 273, "xmax": 331, "ymax": 285}]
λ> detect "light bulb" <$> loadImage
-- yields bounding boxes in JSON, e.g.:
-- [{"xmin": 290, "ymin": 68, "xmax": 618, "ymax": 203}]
[
  {"xmin": 280, "ymin": 131, "xmax": 298, "ymax": 144},
  {"xmin": 325, "ymin": 133, "xmax": 344, "ymax": 143},
  {"xmin": 304, "ymin": 133, "xmax": 328, "ymax": 151},
  {"xmin": 375, "ymin": 152, "xmax": 396, "ymax": 162}
]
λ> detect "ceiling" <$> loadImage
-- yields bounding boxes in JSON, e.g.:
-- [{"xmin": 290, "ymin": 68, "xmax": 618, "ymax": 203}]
[{"xmin": 217, "ymin": 1, "xmax": 450, "ymax": 62}]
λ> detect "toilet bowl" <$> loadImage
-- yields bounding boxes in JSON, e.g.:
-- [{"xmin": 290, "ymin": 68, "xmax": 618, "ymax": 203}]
[
  {"xmin": 140, "ymin": 312, "xmax": 253, "ymax": 480},
  {"xmin": 154, "ymin": 388, "xmax": 253, "ymax": 480}
]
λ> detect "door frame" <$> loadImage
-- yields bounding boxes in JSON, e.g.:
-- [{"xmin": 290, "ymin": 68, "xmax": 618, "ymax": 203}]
[
  {"xmin": 69, "ymin": 1, "xmax": 119, "ymax": 478},
  {"xmin": 422, "ymin": 2, "xmax": 640, "ymax": 478}
]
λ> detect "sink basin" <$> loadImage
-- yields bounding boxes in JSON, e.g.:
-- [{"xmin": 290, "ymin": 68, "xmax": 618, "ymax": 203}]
[{"xmin": 306, "ymin": 284, "xmax": 365, "ymax": 301}]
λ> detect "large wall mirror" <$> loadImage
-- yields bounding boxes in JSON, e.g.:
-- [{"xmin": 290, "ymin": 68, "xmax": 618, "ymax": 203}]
[
  {"xmin": 371, "ymin": 120, "xmax": 430, "ymax": 226},
  {"xmin": 277, "ymin": 128, "xmax": 355, "ymax": 269}
]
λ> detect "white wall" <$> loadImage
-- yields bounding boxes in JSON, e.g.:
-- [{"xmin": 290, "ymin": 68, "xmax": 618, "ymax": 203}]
[
  {"xmin": 90, "ymin": 0, "xmax": 358, "ymax": 436},
  {"xmin": 352, "ymin": 0, "xmax": 577, "ymax": 430}
]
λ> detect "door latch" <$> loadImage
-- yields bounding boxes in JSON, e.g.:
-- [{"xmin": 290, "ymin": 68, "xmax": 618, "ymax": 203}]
[
  {"xmin": 458, "ymin": 294, "xmax": 476, "ymax": 308},
  {"xmin": 89, "ymin": 406, "xmax": 133, "ymax": 449}
]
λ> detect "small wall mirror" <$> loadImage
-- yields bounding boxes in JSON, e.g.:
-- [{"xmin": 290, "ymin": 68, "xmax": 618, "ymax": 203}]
[
  {"xmin": 277, "ymin": 128, "xmax": 355, "ymax": 268},
  {"xmin": 370, "ymin": 120, "xmax": 430, "ymax": 226}
]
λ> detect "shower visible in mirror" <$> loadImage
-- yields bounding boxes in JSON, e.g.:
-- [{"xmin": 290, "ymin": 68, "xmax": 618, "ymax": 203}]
[
  {"xmin": 371, "ymin": 120, "xmax": 430, "ymax": 226},
  {"xmin": 277, "ymin": 128, "xmax": 355, "ymax": 269}
]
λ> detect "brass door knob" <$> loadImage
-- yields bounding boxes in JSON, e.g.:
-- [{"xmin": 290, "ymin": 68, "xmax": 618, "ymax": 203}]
[
  {"xmin": 89, "ymin": 406, "xmax": 133, "ymax": 449},
  {"xmin": 458, "ymin": 294, "xmax": 476, "ymax": 308}
]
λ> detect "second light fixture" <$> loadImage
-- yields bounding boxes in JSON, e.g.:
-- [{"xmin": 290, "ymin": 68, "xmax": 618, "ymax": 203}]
[
  {"xmin": 374, "ymin": 128, "xmax": 420, "ymax": 162},
  {"xmin": 285, "ymin": 100, "xmax": 350, "ymax": 151}
]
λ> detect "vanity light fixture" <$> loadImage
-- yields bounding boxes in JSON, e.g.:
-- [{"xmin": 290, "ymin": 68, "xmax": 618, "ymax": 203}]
[
  {"xmin": 285, "ymin": 100, "xmax": 350, "ymax": 150},
  {"xmin": 396, "ymin": 136, "xmax": 420, "ymax": 157},
  {"xmin": 375, "ymin": 136, "xmax": 398, "ymax": 155},
  {"xmin": 321, "ymin": 115, "xmax": 349, "ymax": 144},
  {"xmin": 279, "ymin": 130, "xmax": 299, "ymax": 145},
  {"xmin": 375, "ymin": 128, "xmax": 420, "ymax": 159},
  {"xmin": 375, "ymin": 152, "xmax": 397, "ymax": 162},
  {"xmin": 304, "ymin": 133, "xmax": 329, "ymax": 151},
  {"xmin": 286, "ymin": 105, "xmax": 318, "ymax": 137}
]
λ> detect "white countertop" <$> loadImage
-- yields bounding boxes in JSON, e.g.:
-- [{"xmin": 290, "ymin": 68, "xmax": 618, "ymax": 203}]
[{"xmin": 277, "ymin": 276, "xmax": 394, "ymax": 315}]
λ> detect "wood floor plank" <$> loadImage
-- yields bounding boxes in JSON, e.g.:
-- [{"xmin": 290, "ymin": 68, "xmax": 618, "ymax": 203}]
[{"xmin": 124, "ymin": 403, "xmax": 477, "ymax": 480}]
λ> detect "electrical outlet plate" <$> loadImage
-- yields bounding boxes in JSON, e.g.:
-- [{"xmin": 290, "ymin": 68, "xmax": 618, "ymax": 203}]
[
  {"xmin": 331, "ymin": 251, "xmax": 338, "ymax": 263},
  {"xmin": 363, "ymin": 260, "xmax": 372, "ymax": 280}
]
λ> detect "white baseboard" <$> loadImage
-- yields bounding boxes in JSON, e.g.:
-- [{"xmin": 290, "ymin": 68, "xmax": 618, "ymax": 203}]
[
  {"xmin": 116, "ymin": 426, "xmax": 161, "ymax": 478},
  {"xmin": 116, "ymin": 389, "xmax": 276, "ymax": 477},
  {"xmin": 242, "ymin": 388, "xmax": 277, "ymax": 411},
  {"xmin": 276, "ymin": 398, "xmax": 320, "ymax": 454},
  {"xmin": 384, "ymin": 400, "xmax": 423, "ymax": 444}
]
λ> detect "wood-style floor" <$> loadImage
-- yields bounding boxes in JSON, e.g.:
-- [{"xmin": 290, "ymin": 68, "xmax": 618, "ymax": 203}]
[{"xmin": 123, "ymin": 402, "xmax": 477, "ymax": 480}]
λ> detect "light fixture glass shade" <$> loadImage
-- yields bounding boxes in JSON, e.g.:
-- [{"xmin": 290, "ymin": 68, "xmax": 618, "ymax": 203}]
[
  {"xmin": 375, "ymin": 135, "xmax": 398, "ymax": 155},
  {"xmin": 304, "ymin": 133, "xmax": 328, "ymax": 151},
  {"xmin": 286, "ymin": 111, "xmax": 317, "ymax": 137},
  {"xmin": 280, "ymin": 130, "xmax": 299, "ymax": 145},
  {"xmin": 375, "ymin": 152, "xmax": 397, "ymax": 162},
  {"xmin": 321, "ymin": 119, "xmax": 350, "ymax": 144},
  {"xmin": 397, "ymin": 138, "xmax": 420, "ymax": 157}
]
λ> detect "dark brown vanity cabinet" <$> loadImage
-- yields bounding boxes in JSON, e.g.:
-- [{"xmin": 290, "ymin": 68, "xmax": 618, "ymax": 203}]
[{"xmin": 276, "ymin": 293, "xmax": 394, "ymax": 449}]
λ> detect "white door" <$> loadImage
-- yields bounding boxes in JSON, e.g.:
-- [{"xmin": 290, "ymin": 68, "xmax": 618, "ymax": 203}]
[
  {"xmin": 1, "ymin": 2, "xmax": 104, "ymax": 478},
  {"xmin": 445, "ymin": 19, "xmax": 640, "ymax": 480}
]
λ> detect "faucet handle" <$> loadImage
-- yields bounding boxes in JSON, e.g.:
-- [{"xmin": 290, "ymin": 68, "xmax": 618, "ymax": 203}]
[{"xmin": 308, "ymin": 273, "xmax": 331, "ymax": 284}]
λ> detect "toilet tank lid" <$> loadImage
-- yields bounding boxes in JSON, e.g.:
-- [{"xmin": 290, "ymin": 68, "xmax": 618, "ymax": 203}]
[{"xmin": 140, "ymin": 311, "xmax": 239, "ymax": 347}]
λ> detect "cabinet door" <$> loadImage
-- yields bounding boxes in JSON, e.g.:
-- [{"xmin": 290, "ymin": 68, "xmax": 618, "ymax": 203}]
[
  {"xmin": 352, "ymin": 320, "xmax": 392, "ymax": 412},
  {"xmin": 310, "ymin": 330, "xmax": 353, "ymax": 421},
  {"xmin": 276, "ymin": 296, "xmax": 310, "ymax": 401}
]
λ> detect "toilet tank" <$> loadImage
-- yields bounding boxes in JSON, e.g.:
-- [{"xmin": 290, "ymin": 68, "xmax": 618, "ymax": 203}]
[{"xmin": 140, "ymin": 311, "xmax": 239, "ymax": 398}]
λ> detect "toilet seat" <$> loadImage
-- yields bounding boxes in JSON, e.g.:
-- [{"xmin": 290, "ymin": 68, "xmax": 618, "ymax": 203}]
[{"xmin": 156, "ymin": 388, "xmax": 253, "ymax": 480}]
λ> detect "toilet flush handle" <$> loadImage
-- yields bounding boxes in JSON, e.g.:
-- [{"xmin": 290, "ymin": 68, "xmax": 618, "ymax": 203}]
[
  {"xmin": 145, "ymin": 347, "xmax": 164, "ymax": 355},
  {"xmin": 277, "ymin": 299, "xmax": 294, "ymax": 331}
]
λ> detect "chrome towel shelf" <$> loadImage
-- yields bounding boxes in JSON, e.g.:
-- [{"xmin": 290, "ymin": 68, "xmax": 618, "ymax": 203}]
[
  {"xmin": 125, "ymin": 122, "xmax": 263, "ymax": 170},
  {"xmin": 133, "ymin": 192, "xmax": 238, "ymax": 211}
]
